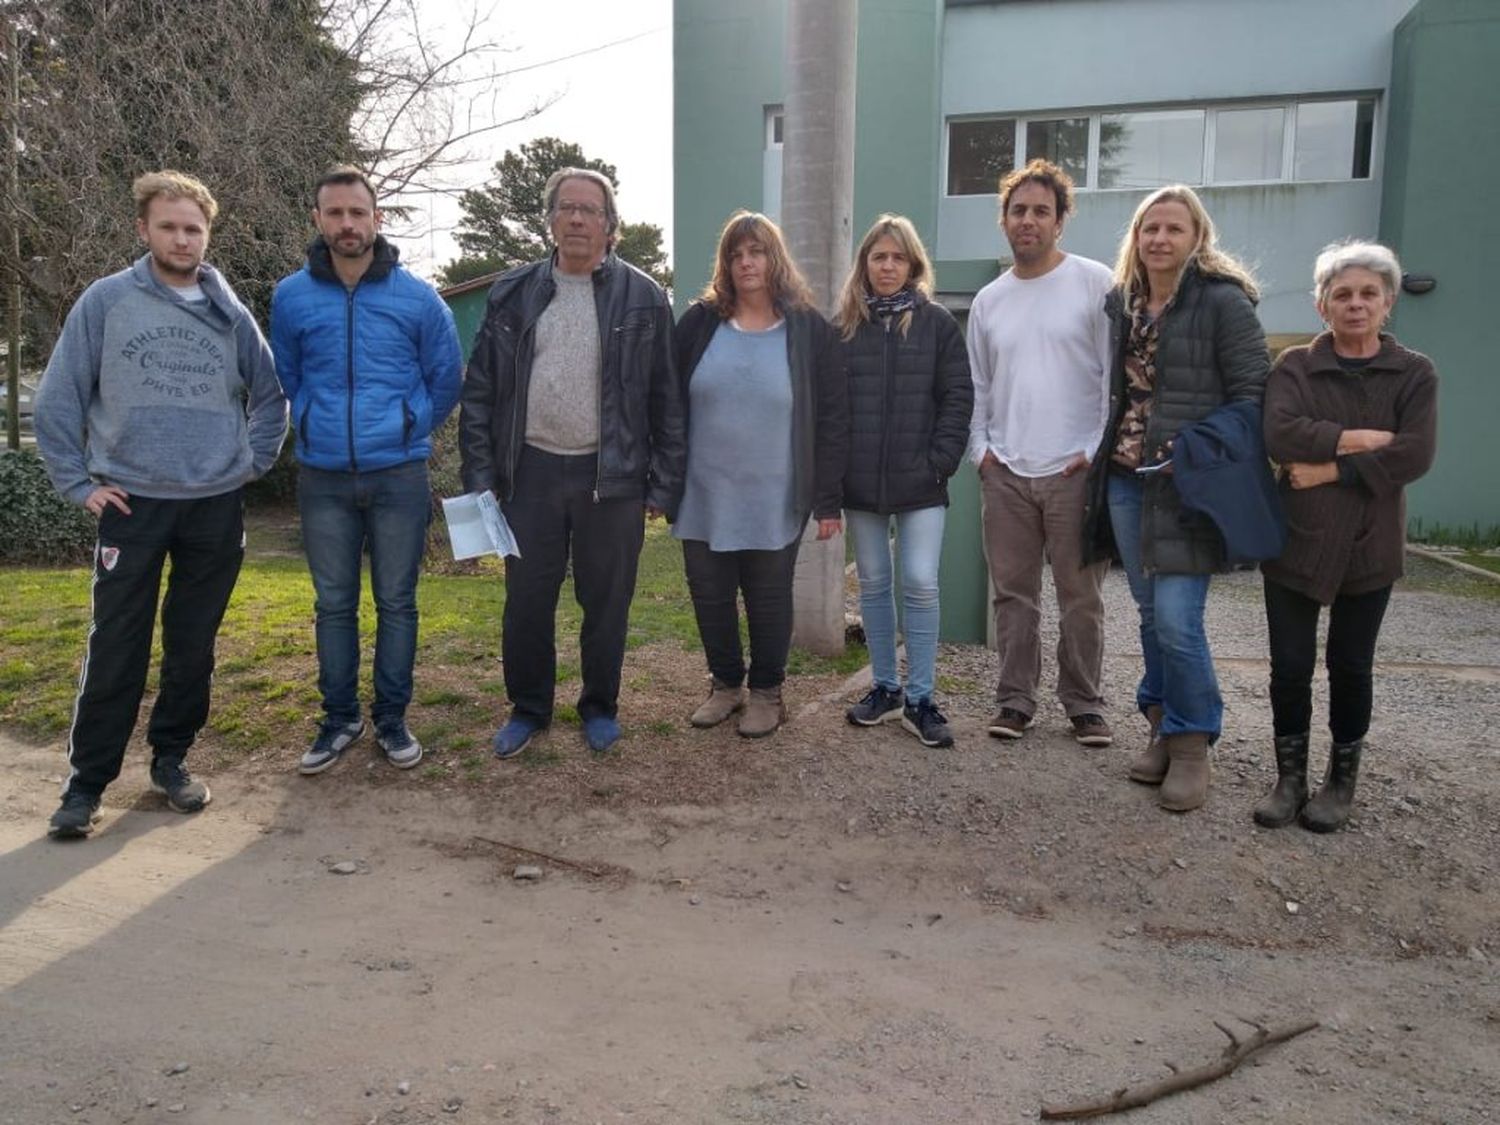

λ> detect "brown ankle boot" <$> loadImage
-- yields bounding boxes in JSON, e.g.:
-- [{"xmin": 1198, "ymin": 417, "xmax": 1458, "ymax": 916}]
[
  {"xmin": 1128, "ymin": 704, "xmax": 1168, "ymax": 785},
  {"xmin": 738, "ymin": 686, "xmax": 785, "ymax": 738},
  {"xmin": 1159, "ymin": 732, "xmax": 1211, "ymax": 812},
  {"xmin": 690, "ymin": 679, "xmax": 744, "ymax": 728}
]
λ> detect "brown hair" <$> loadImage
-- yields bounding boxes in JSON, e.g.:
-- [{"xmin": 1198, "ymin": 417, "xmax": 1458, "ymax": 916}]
[
  {"xmin": 132, "ymin": 170, "xmax": 218, "ymax": 225},
  {"xmin": 314, "ymin": 165, "xmax": 379, "ymax": 210},
  {"xmin": 998, "ymin": 158, "xmax": 1075, "ymax": 220},
  {"xmin": 699, "ymin": 210, "xmax": 813, "ymax": 316},
  {"xmin": 1112, "ymin": 184, "xmax": 1260, "ymax": 307},
  {"xmin": 833, "ymin": 214, "xmax": 935, "ymax": 340}
]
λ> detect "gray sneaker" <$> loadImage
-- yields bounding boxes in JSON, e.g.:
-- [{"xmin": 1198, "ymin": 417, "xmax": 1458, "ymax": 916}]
[
  {"xmin": 377, "ymin": 721, "xmax": 423, "ymax": 769},
  {"xmin": 300, "ymin": 719, "xmax": 365, "ymax": 775},
  {"xmin": 49, "ymin": 790, "xmax": 101, "ymax": 838},
  {"xmin": 149, "ymin": 757, "xmax": 211, "ymax": 813}
]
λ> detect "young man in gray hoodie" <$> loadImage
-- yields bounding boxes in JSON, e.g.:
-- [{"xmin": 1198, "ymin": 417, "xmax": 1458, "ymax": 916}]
[{"xmin": 33, "ymin": 170, "xmax": 287, "ymax": 838}]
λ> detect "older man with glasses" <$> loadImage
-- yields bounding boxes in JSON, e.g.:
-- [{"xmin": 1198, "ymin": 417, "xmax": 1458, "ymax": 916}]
[{"xmin": 459, "ymin": 167, "xmax": 685, "ymax": 758}]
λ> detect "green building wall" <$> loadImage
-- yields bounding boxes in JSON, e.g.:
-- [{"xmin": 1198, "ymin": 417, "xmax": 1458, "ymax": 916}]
[{"xmin": 1380, "ymin": 0, "xmax": 1500, "ymax": 535}]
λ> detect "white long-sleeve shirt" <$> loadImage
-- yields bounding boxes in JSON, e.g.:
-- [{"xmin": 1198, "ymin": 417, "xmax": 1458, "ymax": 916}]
[{"xmin": 966, "ymin": 253, "xmax": 1114, "ymax": 478}]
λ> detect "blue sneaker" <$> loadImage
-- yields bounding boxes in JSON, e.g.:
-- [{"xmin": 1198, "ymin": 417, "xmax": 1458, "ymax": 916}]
[
  {"xmin": 582, "ymin": 715, "xmax": 621, "ymax": 754},
  {"xmin": 376, "ymin": 720, "xmax": 424, "ymax": 769},
  {"xmin": 300, "ymin": 719, "xmax": 365, "ymax": 776},
  {"xmin": 493, "ymin": 716, "xmax": 543, "ymax": 760}
]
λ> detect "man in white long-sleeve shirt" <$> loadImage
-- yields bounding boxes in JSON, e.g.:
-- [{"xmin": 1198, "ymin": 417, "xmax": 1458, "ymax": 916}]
[{"xmin": 967, "ymin": 159, "xmax": 1114, "ymax": 747}]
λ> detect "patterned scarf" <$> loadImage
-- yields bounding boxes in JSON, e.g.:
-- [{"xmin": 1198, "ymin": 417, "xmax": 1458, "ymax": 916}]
[
  {"xmin": 864, "ymin": 288, "xmax": 918, "ymax": 319},
  {"xmin": 1110, "ymin": 290, "xmax": 1173, "ymax": 470}
]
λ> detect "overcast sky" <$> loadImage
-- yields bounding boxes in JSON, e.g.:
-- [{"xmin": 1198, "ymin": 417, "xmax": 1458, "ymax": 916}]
[{"xmin": 394, "ymin": 1, "xmax": 673, "ymax": 279}]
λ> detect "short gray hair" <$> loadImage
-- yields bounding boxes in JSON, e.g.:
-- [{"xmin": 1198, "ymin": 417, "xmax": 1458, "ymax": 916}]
[
  {"xmin": 1313, "ymin": 240, "xmax": 1401, "ymax": 305},
  {"xmin": 543, "ymin": 167, "xmax": 619, "ymax": 240}
]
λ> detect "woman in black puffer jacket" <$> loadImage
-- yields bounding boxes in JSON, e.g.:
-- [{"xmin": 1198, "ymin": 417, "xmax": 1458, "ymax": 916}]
[
  {"xmin": 1081, "ymin": 185, "xmax": 1269, "ymax": 813},
  {"xmin": 834, "ymin": 214, "xmax": 972, "ymax": 748}
]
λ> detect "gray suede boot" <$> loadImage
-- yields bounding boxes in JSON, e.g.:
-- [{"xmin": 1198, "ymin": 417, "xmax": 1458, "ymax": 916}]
[
  {"xmin": 1158, "ymin": 732, "xmax": 1211, "ymax": 812},
  {"xmin": 690, "ymin": 679, "xmax": 745, "ymax": 728},
  {"xmin": 1128, "ymin": 704, "xmax": 1167, "ymax": 784},
  {"xmin": 738, "ymin": 687, "xmax": 785, "ymax": 739},
  {"xmin": 1253, "ymin": 733, "xmax": 1309, "ymax": 828}
]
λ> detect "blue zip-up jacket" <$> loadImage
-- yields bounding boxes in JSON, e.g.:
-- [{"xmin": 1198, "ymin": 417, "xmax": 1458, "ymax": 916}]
[
  {"xmin": 1172, "ymin": 399, "xmax": 1286, "ymax": 564},
  {"xmin": 270, "ymin": 235, "xmax": 462, "ymax": 472}
]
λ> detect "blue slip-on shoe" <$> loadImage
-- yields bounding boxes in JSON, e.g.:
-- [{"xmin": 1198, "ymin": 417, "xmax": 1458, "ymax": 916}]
[
  {"xmin": 493, "ymin": 716, "xmax": 544, "ymax": 760},
  {"xmin": 582, "ymin": 715, "xmax": 621, "ymax": 754}
]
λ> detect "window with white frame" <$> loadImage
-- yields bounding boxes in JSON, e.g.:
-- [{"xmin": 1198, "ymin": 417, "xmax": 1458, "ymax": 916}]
[
  {"xmin": 945, "ymin": 96, "xmax": 1376, "ymax": 196},
  {"xmin": 765, "ymin": 105, "xmax": 784, "ymax": 150}
]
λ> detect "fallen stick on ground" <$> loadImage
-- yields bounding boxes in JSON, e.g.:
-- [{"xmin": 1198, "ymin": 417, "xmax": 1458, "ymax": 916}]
[
  {"xmin": 470, "ymin": 834, "xmax": 608, "ymax": 878},
  {"xmin": 1039, "ymin": 1017, "xmax": 1320, "ymax": 1120}
]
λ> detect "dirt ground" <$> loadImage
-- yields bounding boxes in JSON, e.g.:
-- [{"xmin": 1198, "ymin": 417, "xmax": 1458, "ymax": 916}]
[{"xmin": 2, "ymin": 557, "xmax": 1497, "ymax": 1125}]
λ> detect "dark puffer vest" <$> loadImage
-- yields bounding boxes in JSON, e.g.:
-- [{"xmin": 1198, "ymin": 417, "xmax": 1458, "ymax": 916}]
[
  {"xmin": 840, "ymin": 295, "xmax": 973, "ymax": 514},
  {"xmin": 1082, "ymin": 265, "xmax": 1270, "ymax": 574}
]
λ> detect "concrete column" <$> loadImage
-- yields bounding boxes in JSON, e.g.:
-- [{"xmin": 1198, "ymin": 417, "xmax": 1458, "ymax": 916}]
[{"xmin": 782, "ymin": 0, "xmax": 857, "ymax": 656}]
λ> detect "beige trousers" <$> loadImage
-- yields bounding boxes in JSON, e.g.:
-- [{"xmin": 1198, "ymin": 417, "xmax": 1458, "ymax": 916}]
[{"xmin": 980, "ymin": 459, "xmax": 1108, "ymax": 717}]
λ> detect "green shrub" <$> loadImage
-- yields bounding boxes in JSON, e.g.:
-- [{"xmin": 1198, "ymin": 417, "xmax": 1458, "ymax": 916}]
[
  {"xmin": 0, "ymin": 449, "xmax": 96, "ymax": 564},
  {"xmin": 244, "ymin": 438, "xmax": 300, "ymax": 506}
]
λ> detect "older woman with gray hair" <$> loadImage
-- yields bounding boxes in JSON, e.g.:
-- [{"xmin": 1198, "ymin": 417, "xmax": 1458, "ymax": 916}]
[{"xmin": 1254, "ymin": 240, "xmax": 1438, "ymax": 833}]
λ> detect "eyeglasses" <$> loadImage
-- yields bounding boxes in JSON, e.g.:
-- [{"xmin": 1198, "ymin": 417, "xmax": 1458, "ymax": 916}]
[{"xmin": 555, "ymin": 202, "xmax": 606, "ymax": 220}]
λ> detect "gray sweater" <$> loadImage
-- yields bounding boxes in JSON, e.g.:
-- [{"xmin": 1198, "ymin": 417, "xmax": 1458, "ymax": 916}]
[{"xmin": 35, "ymin": 255, "xmax": 288, "ymax": 505}]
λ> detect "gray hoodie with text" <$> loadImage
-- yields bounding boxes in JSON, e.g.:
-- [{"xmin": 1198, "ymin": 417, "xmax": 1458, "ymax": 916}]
[{"xmin": 34, "ymin": 255, "xmax": 287, "ymax": 505}]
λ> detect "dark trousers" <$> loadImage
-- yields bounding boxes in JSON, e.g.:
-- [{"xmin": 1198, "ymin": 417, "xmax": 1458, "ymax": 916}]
[
  {"xmin": 500, "ymin": 446, "xmax": 644, "ymax": 725},
  {"xmin": 65, "ymin": 491, "xmax": 245, "ymax": 798},
  {"xmin": 1264, "ymin": 576, "xmax": 1392, "ymax": 743},
  {"xmin": 681, "ymin": 538, "xmax": 801, "ymax": 691}
]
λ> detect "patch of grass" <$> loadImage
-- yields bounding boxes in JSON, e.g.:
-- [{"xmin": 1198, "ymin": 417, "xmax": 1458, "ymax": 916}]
[
  {"xmin": 1459, "ymin": 553, "xmax": 1500, "ymax": 576},
  {"xmin": 643, "ymin": 718, "xmax": 675, "ymax": 736},
  {"xmin": 786, "ymin": 642, "xmax": 869, "ymax": 678},
  {"xmin": 0, "ymin": 506, "xmax": 871, "ymax": 756},
  {"xmin": 417, "ymin": 688, "xmax": 469, "ymax": 707}
]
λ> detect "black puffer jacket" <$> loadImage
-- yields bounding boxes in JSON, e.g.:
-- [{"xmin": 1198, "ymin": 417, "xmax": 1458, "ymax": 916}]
[
  {"xmin": 1082, "ymin": 265, "xmax": 1269, "ymax": 574},
  {"xmin": 840, "ymin": 295, "xmax": 972, "ymax": 514},
  {"xmin": 458, "ymin": 252, "xmax": 685, "ymax": 515},
  {"xmin": 674, "ymin": 300, "xmax": 849, "ymax": 523}
]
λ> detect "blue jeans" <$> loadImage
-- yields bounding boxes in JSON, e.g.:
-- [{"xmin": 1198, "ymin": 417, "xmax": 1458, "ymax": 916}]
[
  {"xmin": 846, "ymin": 506, "xmax": 946, "ymax": 704},
  {"xmin": 1106, "ymin": 472, "xmax": 1222, "ymax": 739},
  {"xmin": 300, "ymin": 462, "xmax": 431, "ymax": 728}
]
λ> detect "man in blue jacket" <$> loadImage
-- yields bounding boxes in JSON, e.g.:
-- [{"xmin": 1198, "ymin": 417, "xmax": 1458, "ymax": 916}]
[{"xmin": 271, "ymin": 166, "xmax": 462, "ymax": 776}]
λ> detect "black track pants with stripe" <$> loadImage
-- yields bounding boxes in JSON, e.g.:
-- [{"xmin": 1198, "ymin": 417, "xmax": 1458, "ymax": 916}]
[{"xmin": 65, "ymin": 490, "xmax": 245, "ymax": 799}]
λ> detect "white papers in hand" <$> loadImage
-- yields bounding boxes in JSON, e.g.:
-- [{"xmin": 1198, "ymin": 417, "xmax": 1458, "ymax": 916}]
[{"xmin": 442, "ymin": 491, "xmax": 520, "ymax": 560}]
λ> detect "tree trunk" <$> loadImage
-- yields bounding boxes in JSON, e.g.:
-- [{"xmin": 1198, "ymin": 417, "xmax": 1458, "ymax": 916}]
[{"xmin": 782, "ymin": 0, "xmax": 857, "ymax": 657}]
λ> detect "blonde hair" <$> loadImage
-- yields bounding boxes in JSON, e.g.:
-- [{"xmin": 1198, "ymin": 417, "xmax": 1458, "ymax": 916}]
[
  {"xmin": 132, "ymin": 170, "xmax": 218, "ymax": 225},
  {"xmin": 834, "ymin": 214, "xmax": 935, "ymax": 340},
  {"xmin": 1112, "ymin": 184, "xmax": 1258, "ymax": 307},
  {"xmin": 699, "ymin": 210, "xmax": 813, "ymax": 316}
]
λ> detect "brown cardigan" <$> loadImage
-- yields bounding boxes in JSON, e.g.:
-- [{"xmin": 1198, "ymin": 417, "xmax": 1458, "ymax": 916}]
[{"xmin": 1261, "ymin": 332, "xmax": 1437, "ymax": 605}]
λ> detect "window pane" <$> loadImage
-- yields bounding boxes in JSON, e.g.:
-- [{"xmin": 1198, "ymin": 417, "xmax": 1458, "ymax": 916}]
[
  {"xmin": 948, "ymin": 119, "xmax": 1016, "ymax": 196},
  {"xmin": 1024, "ymin": 117, "xmax": 1089, "ymax": 184},
  {"xmin": 1294, "ymin": 99, "xmax": 1375, "ymax": 180},
  {"xmin": 1098, "ymin": 109, "xmax": 1205, "ymax": 189},
  {"xmin": 1214, "ymin": 106, "xmax": 1284, "ymax": 182}
]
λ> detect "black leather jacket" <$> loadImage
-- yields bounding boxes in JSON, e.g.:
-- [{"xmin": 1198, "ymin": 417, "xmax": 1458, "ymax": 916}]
[
  {"xmin": 458, "ymin": 252, "xmax": 686, "ymax": 515},
  {"xmin": 840, "ymin": 295, "xmax": 972, "ymax": 514}
]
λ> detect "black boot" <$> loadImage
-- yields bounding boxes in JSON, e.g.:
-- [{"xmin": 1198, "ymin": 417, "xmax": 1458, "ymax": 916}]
[
  {"xmin": 1300, "ymin": 739, "xmax": 1362, "ymax": 833},
  {"xmin": 1253, "ymin": 733, "xmax": 1309, "ymax": 828}
]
